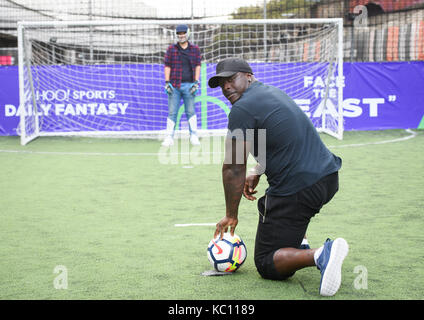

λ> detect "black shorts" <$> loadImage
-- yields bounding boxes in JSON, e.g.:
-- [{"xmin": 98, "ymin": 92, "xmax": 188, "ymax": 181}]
[{"xmin": 254, "ymin": 171, "xmax": 339, "ymax": 280}]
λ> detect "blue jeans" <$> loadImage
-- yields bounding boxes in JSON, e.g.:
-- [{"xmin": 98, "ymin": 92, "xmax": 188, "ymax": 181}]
[{"xmin": 167, "ymin": 82, "xmax": 196, "ymax": 134}]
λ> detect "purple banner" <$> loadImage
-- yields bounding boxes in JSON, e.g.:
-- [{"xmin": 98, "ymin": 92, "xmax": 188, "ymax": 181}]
[
  {"xmin": 0, "ymin": 66, "xmax": 19, "ymax": 135},
  {"xmin": 1, "ymin": 62, "xmax": 423, "ymax": 136},
  {"xmin": 343, "ymin": 62, "xmax": 424, "ymax": 130}
]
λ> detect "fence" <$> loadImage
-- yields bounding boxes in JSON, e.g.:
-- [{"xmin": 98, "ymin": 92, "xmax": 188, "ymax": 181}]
[{"xmin": 0, "ymin": 0, "xmax": 423, "ymax": 62}]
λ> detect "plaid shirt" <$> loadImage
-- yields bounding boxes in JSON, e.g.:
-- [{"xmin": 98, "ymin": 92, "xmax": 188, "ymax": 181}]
[{"xmin": 164, "ymin": 42, "xmax": 201, "ymax": 88}]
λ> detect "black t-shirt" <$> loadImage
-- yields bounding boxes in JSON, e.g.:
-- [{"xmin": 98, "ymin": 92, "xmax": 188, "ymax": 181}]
[
  {"xmin": 177, "ymin": 44, "xmax": 193, "ymax": 83},
  {"xmin": 227, "ymin": 81, "xmax": 342, "ymax": 196}
]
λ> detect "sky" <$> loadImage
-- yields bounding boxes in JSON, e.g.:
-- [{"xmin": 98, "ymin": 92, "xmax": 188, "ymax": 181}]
[
  {"xmin": 0, "ymin": 0, "xmax": 267, "ymax": 29},
  {"xmin": 140, "ymin": 0, "xmax": 264, "ymax": 18},
  {"xmin": 2, "ymin": 0, "xmax": 266, "ymax": 21}
]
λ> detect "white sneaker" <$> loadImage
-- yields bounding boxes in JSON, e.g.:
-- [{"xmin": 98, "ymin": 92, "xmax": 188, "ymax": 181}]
[
  {"xmin": 316, "ymin": 238, "xmax": 349, "ymax": 297},
  {"xmin": 161, "ymin": 135, "xmax": 174, "ymax": 147},
  {"xmin": 190, "ymin": 134, "xmax": 200, "ymax": 146}
]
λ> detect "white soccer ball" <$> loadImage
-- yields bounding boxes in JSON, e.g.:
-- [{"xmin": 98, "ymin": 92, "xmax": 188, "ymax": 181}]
[{"xmin": 207, "ymin": 233, "xmax": 247, "ymax": 272}]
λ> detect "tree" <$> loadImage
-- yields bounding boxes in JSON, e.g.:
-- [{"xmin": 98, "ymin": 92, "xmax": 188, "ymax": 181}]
[{"xmin": 231, "ymin": 0, "xmax": 317, "ymax": 19}]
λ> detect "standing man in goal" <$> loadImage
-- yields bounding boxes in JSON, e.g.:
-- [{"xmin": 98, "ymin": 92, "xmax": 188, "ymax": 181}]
[
  {"xmin": 209, "ymin": 57, "xmax": 349, "ymax": 297},
  {"xmin": 163, "ymin": 24, "xmax": 202, "ymax": 147}
]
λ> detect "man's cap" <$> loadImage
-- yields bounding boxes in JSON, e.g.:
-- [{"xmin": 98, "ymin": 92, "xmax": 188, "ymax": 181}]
[
  {"xmin": 176, "ymin": 24, "xmax": 189, "ymax": 33},
  {"xmin": 208, "ymin": 58, "xmax": 253, "ymax": 88}
]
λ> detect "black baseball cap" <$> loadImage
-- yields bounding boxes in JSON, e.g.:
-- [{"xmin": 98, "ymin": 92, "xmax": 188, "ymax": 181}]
[{"xmin": 208, "ymin": 58, "xmax": 253, "ymax": 88}]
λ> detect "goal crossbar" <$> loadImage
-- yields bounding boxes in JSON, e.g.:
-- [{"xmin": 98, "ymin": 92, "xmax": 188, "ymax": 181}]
[{"xmin": 18, "ymin": 18, "xmax": 344, "ymax": 28}]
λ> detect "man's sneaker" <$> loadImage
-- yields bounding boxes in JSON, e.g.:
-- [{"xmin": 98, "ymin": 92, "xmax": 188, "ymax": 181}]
[
  {"xmin": 190, "ymin": 134, "xmax": 200, "ymax": 146},
  {"xmin": 161, "ymin": 135, "xmax": 174, "ymax": 147},
  {"xmin": 316, "ymin": 238, "xmax": 349, "ymax": 297}
]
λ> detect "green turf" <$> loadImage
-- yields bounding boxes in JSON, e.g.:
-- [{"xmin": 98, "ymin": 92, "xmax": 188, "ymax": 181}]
[{"xmin": 0, "ymin": 129, "xmax": 423, "ymax": 300}]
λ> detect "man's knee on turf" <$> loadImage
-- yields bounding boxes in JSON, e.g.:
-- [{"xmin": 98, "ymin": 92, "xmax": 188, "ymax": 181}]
[{"xmin": 254, "ymin": 253, "xmax": 295, "ymax": 281}]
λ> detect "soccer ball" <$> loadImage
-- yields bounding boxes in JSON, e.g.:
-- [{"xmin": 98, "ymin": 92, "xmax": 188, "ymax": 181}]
[{"xmin": 207, "ymin": 233, "xmax": 247, "ymax": 272}]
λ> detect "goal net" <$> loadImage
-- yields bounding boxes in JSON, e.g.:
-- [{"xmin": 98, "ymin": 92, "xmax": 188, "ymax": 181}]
[{"xmin": 17, "ymin": 19, "xmax": 343, "ymax": 145}]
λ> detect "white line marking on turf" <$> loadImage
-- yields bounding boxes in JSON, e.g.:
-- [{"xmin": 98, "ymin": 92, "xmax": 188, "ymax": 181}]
[
  {"xmin": 0, "ymin": 149, "xmax": 160, "ymax": 156},
  {"xmin": 327, "ymin": 129, "xmax": 417, "ymax": 149},
  {"xmin": 174, "ymin": 223, "xmax": 216, "ymax": 227},
  {"xmin": 0, "ymin": 149, "xmax": 223, "ymax": 156},
  {"xmin": 0, "ymin": 129, "xmax": 418, "ymax": 156}
]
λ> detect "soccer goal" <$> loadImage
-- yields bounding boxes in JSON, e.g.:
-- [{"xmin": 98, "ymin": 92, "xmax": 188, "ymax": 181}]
[{"xmin": 17, "ymin": 18, "xmax": 343, "ymax": 145}]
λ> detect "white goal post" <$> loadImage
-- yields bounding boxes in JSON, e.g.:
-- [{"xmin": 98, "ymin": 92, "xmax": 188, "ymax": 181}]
[{"xmin": 17, "ymin": 18, "xmax": 343, "ymax": 145}]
